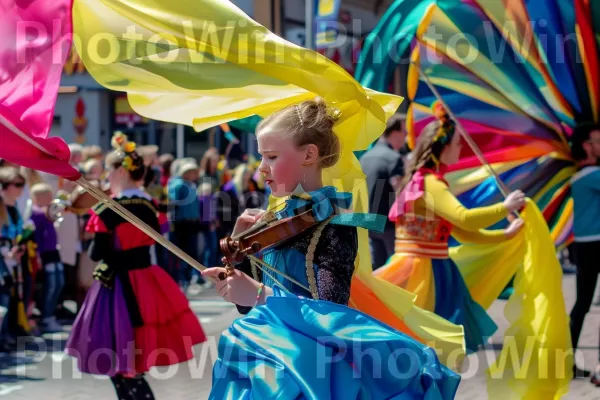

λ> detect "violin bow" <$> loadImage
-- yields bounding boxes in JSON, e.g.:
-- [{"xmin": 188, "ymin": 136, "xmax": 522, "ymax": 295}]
[{"xmin": 77, "ymin": 178, "xmax": 207, "ymax": 272}]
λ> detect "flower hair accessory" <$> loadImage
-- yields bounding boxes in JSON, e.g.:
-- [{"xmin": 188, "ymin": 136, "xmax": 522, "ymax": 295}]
[
  {"xmin": 431, "ymin": 101, "xmax": 455, "ymax": 146},
  {"xmin": 327, "ymin": 106, "xmax": 342, "ymax": 122},
  {"xmin": 111, "ymin": 131, "xmax": 141, "ymax": 172}
]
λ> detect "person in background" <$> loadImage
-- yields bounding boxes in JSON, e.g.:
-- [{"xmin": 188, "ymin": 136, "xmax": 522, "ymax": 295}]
[
  {"xmin": 0, "ymin": 167, "xmax": 26, "ymax": 349},
  {"xmin": 29, "ymin": 184, "xmax": 64, "ymax": 333},
  {"xmin": 568, "ymin": 122, "xmax": 600, "ymax": 382},
  {"xmin": 138, "ymin": 145, "xmax": 162, "ymax": 201},
  {"xmin": 159, "ymin": 154, "xmax": 175, "ymax": 189},
  {"xmin": 360, "ymin": 114, "xmax": 407, "ymax": 269},
  {"xmin": 16, "ymin": 168, "xmax": 43, "ymax": 217},
  {"xmin": 58, "ymin": 143, "xmax": 84, "ymax": 193},
  {"xmin": 68, "ymin": 144, "xmax": 84, "ymax": 167},
  {"xmin": 199, "ymin": 147, "xmax": 220, "ymax": 193},
  {"xmin": 0, "ymin": 160, "xmax": 18, "ymax": 168},
  {"xmin": 82, "ymin": 158, "xmax": 104, "ymax": 181},
  {"xmin": 56, "ymin": 145, "xmax": 86, "ymax": 315},
  {"xmin": 214, "ymin": 160, "xmax": 241, "ymax": 253},
  {"xmin": 82, "ymin": 145, "xmax": 104, "ymax": 163},
  {"xmin": 188, "ymin": 181, "xmax": 217, "ymax": 296},
  {"xmin": 154, "ymin": 154, "xmax": 174, "ymax": 271},
  {"xmin": 167, "ymin": 160, "xmax": 207, "ymax": 289}
]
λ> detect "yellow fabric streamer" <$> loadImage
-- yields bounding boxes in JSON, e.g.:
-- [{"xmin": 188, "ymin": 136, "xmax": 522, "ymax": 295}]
[
  {"xmin": 451, "ymin": 200, "xmax": 572, "ymax": 399},
  {"xmin": 73, "ymin": 0, "xmax": 466, "ymax": 362}
]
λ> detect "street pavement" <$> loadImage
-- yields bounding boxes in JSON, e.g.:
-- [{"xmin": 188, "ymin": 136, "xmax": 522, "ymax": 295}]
[{"xmin": 0, "ymin": 275, "xmax": 598, "ymax": 399}]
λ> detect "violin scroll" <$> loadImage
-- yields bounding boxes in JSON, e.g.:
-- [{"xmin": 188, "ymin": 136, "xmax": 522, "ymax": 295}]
[{"xmin": 218, "ymin": 237, "xmax": 263, "ymax": 281}]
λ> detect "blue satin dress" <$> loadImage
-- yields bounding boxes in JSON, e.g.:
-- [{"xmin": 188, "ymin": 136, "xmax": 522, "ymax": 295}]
[{"xmin": 210, "ymin": 187, "xmax": 460, "ymax": 400}]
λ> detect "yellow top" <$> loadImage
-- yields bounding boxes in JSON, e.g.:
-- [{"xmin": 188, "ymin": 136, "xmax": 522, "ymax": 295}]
[{"xmin": 408, "ymin": 175, "xmax": 509, "ymax": 244}]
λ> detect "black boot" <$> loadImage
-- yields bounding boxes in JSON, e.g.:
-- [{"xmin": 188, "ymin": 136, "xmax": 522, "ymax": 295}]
[
  {"xmin": 110, "ymin": 375, "xmax": 133, "ymax": 399},
  {"xmin": 122, "ymin": 375, "xmax": 155, "ymax": 400}
]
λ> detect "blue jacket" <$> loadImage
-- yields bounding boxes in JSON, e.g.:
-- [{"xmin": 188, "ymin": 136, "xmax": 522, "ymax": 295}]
[
  {"xmin": 167, "ymin": 177, "xmax": 200, "ymax": 222},
  {"xmin": 571, "ymin": 166, "xmax": 600, "ymax": 242}
]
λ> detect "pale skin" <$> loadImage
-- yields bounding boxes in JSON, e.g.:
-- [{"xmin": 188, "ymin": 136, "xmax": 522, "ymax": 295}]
[
  {"xmin": 202, "ymin": 129, "xmax": 323, "ymax": 306},
  {"xmin": 439, "ymin": 130, "xmax": 525, "ymax": 238},
  {"xmin": 106, "ymin": 163, "xmax": 141, "ymax": 195}
]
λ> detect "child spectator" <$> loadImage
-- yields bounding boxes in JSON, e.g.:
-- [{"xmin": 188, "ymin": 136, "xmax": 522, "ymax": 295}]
[
  {"xmin": 29, "ymin": 183, "xmax": 64, "ymax": 333},
  {"xmin": 0, "ymin": 167, "xmax": 26, "ymax": 348}
]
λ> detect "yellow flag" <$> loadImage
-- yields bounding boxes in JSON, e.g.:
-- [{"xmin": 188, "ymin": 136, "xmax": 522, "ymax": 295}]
[{"xmin": 452, "ymin": 200, "xmax": 572, "ymax": 398}]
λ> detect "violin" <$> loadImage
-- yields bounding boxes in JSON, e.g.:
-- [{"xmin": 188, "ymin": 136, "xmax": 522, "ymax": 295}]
[
  {"xmin": 219, "ymin": 209, "xmax": 321, "ymax": 279},
  {"xmin": 47, "ymin": 181, "xmax": 111, "ymax": 221}
]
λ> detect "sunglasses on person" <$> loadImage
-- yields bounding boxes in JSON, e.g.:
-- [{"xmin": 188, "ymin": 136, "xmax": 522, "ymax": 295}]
[{"xmin": 5, "ymin": 181, "xmax": 25, "ymax": 188}]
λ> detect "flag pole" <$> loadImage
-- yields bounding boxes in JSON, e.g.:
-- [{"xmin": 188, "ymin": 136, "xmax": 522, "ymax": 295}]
[
  {"xmin": 412, "ymin": 62, "xmax": 521, "ymax": 218},
  {"xmin": 412, "ymin": 62, "xmax": 511, "ymax": 197}
]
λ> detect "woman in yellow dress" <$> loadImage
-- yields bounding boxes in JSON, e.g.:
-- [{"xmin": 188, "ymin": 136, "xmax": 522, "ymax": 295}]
[{"xmin": 375, "ymin": 114, "xmax": 525, "ymax": 352}]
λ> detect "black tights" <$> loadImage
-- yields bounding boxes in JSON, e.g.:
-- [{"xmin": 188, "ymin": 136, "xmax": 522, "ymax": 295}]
[
  {"xmin": 110, "ymin": 375, "xmax": 155, "ymax": 400},
  {"xmin": 569, "ymin": 241, "xmax": 600, "ymax": 361}
]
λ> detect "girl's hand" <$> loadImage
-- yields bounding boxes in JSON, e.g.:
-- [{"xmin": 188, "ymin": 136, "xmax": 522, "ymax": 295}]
[
  {"xmin": 202, "ymin": 267, "xmax": 262, "ymax": 307},
  {"xmin": 504, "ymin": 218, "xmax": 524, "ymax": 239},
  {"xmin": 503, "ymin": 190, "xmax": 526, "ymax": 213},
  {"xmin": 232, "ymin": 209, "xmax": 265, "ymax": 237}
]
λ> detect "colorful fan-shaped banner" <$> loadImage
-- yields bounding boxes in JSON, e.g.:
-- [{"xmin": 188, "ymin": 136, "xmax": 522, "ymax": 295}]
[{"xmin": 355, "ymin": 0, "xmax": 598, "ymax": 249}]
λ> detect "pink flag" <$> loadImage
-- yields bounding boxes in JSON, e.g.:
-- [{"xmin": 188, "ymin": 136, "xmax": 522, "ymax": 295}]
[{"xmin": 0, "ymin": 0, "xmax": 80, "ymax": 180}]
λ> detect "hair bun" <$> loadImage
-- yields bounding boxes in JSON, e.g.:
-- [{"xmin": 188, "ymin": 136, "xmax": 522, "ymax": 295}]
[
  {"xmin": 110, "ymin": 131, "xmax": 143, "ymax": 174},
  {"xmin": 314, "ymin": 97, "xmax": 342, "ymax": 123},
  {"xmin": 431, "ymin": 101, "xmax": 450, "ymax": 124}
]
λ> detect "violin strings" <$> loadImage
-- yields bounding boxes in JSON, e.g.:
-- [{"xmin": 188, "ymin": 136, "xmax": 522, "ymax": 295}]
[
  {"xmin": 249, "ymin": 257, "xmax": 292, "ymax": 294},
  {"xmin": 231, "ymin": 220, "xmax": 269, "ymax": 241},
  {"xmin": 248, "ymin": 255, "xmax": 310, "ymax": 293}
]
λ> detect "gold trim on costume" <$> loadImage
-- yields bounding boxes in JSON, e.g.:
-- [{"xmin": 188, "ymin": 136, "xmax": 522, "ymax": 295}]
[
  {"xmin": 94, "ymin": 197, "xmax": 158, "ymax": 215},
  {"xmin": 305, "ymin": 219, "xmax": 331, "ymax": 300}
]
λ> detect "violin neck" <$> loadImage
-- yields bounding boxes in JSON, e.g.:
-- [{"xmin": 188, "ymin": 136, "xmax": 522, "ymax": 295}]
[{"xmin": 233, "ymin": 219, "xmax": 269, "ymax": 240}]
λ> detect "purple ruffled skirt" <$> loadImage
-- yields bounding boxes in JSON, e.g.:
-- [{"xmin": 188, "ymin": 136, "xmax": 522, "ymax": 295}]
[{"xmin": 65, "ymin": 279, "xmax": 136, "ymax": 376}]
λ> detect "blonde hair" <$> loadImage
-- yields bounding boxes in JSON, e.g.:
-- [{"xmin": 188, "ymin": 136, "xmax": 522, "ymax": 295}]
[
  {"xmin": 83, "ymin": 145, "xmax": 103, "ymax": 161},
  {"xmin": 82, "ymin": 158, "xmax": 103, "ymax": 175},
  {"xmin": 21, "ymin": 167, "xmax": 43, "ymax": 186},
  {"xmin": 257, "ymin": 97, "xmax": 341, "ymax": 168},
  {"xmin": 0, "ymin": 167, "xmax": 25, "ymax": 187},
  {"xmin": 30, "ymin": 182, "xmax": 54, "ymax": 197}
]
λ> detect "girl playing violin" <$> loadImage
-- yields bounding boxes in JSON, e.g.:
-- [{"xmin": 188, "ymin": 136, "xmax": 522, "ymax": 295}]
[
  {"xmin": 202, "ymin": 98, "xmax": 460, "ymax": 400},
  {"xmin": 203, "ymin": 98, "xmax": 355, "ymax": 306}
]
